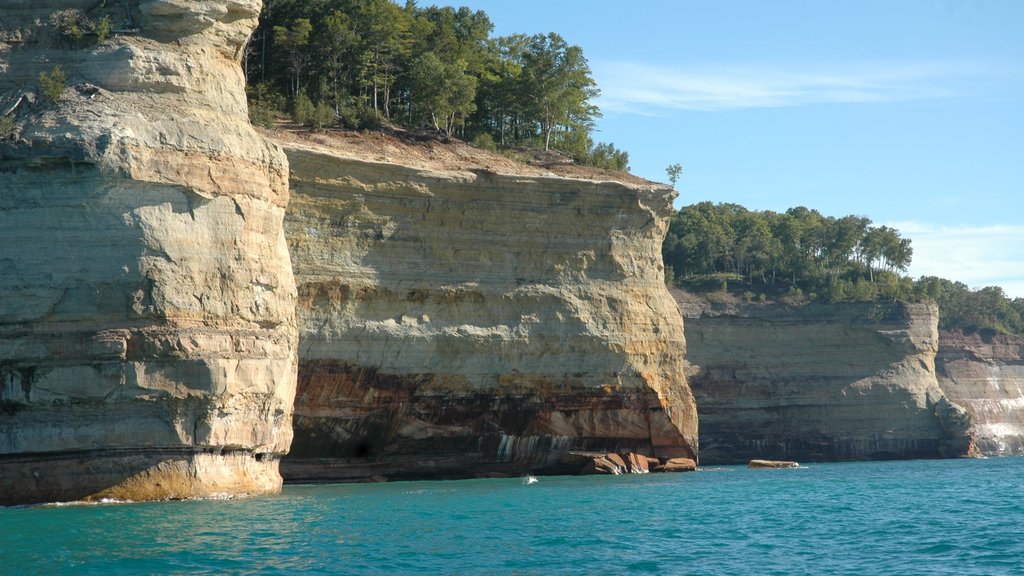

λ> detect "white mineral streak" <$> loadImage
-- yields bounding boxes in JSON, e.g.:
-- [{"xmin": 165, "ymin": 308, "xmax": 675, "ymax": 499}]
[{"xmin": 936, "ymin": 329, "xmax": 1024, "ymax": 455}]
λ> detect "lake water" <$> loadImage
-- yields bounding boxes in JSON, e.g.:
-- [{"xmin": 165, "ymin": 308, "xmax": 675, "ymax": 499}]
[{"xmin": 2, "ymin": 457, "xmax": 1022, "ymax": 575}]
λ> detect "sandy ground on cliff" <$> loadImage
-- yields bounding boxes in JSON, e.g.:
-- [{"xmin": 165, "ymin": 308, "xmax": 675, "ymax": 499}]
[{"xmin": 262, "ymin": 123, "xmax": 659, "ymax": 187}]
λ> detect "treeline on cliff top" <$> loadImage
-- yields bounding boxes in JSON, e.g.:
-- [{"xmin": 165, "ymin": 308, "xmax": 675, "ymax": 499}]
[
  {"xmin": 246, "ymin": 0, "xmax": 629, "ymax": 170},
  {"xmin": 665, "ymin": 202, "xmax": 1024, "ymax": 336}
]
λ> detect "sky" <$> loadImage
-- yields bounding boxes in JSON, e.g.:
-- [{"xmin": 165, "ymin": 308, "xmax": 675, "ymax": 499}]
[{"xmin": 432, "ymin": 0, "xmax": 1024, "ymax": 296}]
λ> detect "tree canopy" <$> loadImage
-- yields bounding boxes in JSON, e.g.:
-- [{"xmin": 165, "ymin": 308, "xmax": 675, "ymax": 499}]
[
  {"xmin": 248, "ymin": 0, "xmax": 627, "ymax": 169},
  {"xmin": 663, "ymin": 202, "xmax": 913, "ymax": 297},
  {"xmin": 664, "ymin": 201, "xmax": 1024, "ymax": 337}
]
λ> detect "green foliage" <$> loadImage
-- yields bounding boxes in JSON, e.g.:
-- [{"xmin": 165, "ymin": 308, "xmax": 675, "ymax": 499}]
[
  {"xmin": 49, "ymin": 9, "xmax": 113, "ymax": 47},
  {"xmin": 915, "ymin": 276, "xmax": 1024, "ymax": 335},
  {"xmin": 313, "ymin": 101, "xmax": 335, "ymax": 128},
  {"xmin": 471, "ymin": 132, "xmax": 497, "ymax": 151},
  {"xmin": 38, "ymin": 66, "xmax": 67, "ymax": 104},
  {"xmin": 663, "ymin": 201, "xmax": 916, "ymax": 303},
  {"xmin": 521, "ymin": 32, "xmax": 601, "ymax": 151},
  {"xmin": 246, "ymin": 1, "xmax": 615, "ymax": 163},
  {"xmin": 664, "ymin": 265, "xmax": 675, "ymax": 287},
  {"xmin": 247, "ymin": 82, "xmax": 285, "ymax": 128},
  {"xmin": 292, "ymin": 91, "xmax": 316, "ymax": 125},
  {"xmin": 584, "ymin": 142, "xmax": 629, "ymax": 171},
  {"xmin": 666, "ymin": 163, "xmax": 682, "ymax": 186},
  {"xmin": 96, "ymin": 16, "xmax": 111, "ymax": 43},
  {"xmin": 662, "ymin": 199, "xmax": 1024, "ymax": 336},
  {"xmin": 409, "ymin": 52, "xmax": 477, "ymax": 135}
]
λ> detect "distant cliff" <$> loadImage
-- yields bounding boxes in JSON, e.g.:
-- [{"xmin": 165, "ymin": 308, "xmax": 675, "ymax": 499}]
[
  {"xmin": 678, "ymin": 293, "xmax": 972, "ymax": 464},
  {"xmin": 279, "ymin": 141, "xmax": 697, "ymax": 481},
  {"xmin": 936, "ymin": 329, "xmax": 1024, "ymax": 455},
  {"xmin": 0, "ymin": 0, "xmax": 296, "ymax": 505}
]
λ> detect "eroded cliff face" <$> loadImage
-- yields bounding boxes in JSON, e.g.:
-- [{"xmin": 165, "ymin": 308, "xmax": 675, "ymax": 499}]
[
  {"xmin": 936, "ymin": 329, "xmax": 1024, "ymax": 455},
  {"xmin": 679, "ymin": 294, "xmax": 972, "ymax": 464},
  {"xmin": 280, "ymin": 142, "xmax": 696, "ymax": 481},
  {"xmin": 0, "ymin": 1, "xmax": 297, "ymax": 505}
]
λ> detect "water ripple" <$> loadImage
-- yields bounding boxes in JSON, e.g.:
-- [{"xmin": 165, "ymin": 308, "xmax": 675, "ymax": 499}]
[{"xmin": 3, "ymin": 459, "xmax": 1024, "ymax": 575}]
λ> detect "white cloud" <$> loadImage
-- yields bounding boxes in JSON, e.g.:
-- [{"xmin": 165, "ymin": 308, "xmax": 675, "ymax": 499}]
[
  {"xmin": 890, "ymin": 221, "xmax": 1024, "ymax": 298},
  {"xmin": 594, "ymin": 61, "xmax": 975, "ymax": 113}
]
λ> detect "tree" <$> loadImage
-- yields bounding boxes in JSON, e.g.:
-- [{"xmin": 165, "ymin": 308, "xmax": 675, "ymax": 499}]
[
  {"xmin": 273, "ymin": 18, "xmax": 313, "ymax": 97},
  {"xmin": 319, "ymin": 10, "xmax": 361, "ymax": 115},
  {"xmin": 586, "ymin": 142, "xmax": 629, "ymax": 171},
  {"xmin": 352, "ymin": 0, "xmax": 412, "ymax": 117},
  {"xmin": 473, "ymin": 34, "xmax": 530, "ymax": 144},
  {"xmin": 409, "ymin": 52, "xmax": 477, "ymax": 135},
  {"xmin": 521, "ymin": 33, "xmax": 600, "ymax": 151},
  {"xmin": 666, "ymin": 163, "xmax": 682, "ymax": 187}
]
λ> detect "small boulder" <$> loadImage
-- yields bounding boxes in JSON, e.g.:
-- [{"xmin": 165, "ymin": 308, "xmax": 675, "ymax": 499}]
[
  {"xmin": 748, "ymin": 459, "xmax": 799, "ymax": 469},
  {"xmin": 580, "ymin": 453, "xmax": 628, "ymax": 475},
  {"xmin": 622, "ymin": 452, "xmax": 650, "ymax": 474},
  {"xmin": 660, "ymin": 458, "xmax": 697, "ymax": 472}
]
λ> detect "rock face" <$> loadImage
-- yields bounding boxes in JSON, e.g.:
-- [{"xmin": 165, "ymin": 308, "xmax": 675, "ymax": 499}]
[
  {"xmin": 280, "ymin": 143, "xmax": 697, "ymax": 482},
  {"xmin": 936, "ymin": 329, "xmax": 1024, "ymax": 455},
  {"xmin": 0, "ymin": 1, "xmax": 296, "ymax": 505},
  {"xmin": 679, "ymin": 295, "xmax": 972, "ymax": 464}
]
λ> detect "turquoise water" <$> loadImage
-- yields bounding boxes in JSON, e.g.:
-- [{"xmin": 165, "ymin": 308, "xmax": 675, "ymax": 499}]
[{"xmin": 3, "ymin": 458, "xmax": 1023, "ymax": 575}]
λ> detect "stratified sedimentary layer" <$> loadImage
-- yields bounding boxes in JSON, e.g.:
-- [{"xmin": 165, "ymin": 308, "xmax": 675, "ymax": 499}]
[
  {"xmin": 281, "ymin": 143, "xmax": 696, "ymax": 481},
  {"xmin": 679, "ymin": 295, "xmax": 971, "ymax": 464},
  {"xmin": 936, "ymin": 329, "xmax": 1024, "ymax": 455},
  {"xmin": 0, "ymin": 0, "xmax": 296, "ymax": 505}
]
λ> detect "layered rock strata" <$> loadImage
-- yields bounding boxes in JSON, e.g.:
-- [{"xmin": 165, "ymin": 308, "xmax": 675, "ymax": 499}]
[
  {"xmin": 0, "ymin": 0, "xmax": 296, "ymax": 505},
  {"xmin": 936, "ymin": 329, "xmax": 1024, "ymax": 455},
  {"xmin": 281, "ymin": 143, "xmax": 697, "ymax": 482},
  {"xmin": 679, "ymin": 295, "xmax": 972, "ymax": 464}
]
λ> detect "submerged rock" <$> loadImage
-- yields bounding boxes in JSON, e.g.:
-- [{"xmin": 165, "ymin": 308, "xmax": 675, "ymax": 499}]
[
  {"xmin": 748, "ymin": 460, "xmax": 799, "ymax": 469},
  {"xmin": 659, "ymin": 457, "xmax": 698, "ymax": 472}
]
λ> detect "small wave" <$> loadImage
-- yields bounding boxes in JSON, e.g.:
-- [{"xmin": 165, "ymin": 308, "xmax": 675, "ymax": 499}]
[{"xmin": 43, "ymin": 497, "xmax": 136, "ymax": 507}]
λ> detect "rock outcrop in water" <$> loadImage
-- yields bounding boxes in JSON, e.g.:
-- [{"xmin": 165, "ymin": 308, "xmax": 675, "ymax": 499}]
[
  {"xmin": 0, "ymin": 0, "xmax": 297, "ymax": 505},
  {"xmin": 279, "ymin": 141, "xmax": 697, "ymax": 482},
  {"xmin": 936, "ymin": 329, "xmax": 1024, "ymax": 455},
  {"xmin": 678, "ymin": 293, "xmax": 972, "ymax": 464}
]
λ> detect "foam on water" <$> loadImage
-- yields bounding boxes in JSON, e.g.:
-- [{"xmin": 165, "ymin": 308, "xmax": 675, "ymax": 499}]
[{"xmin": 3, "ymin": 458, "xmax": 1023, "ymax": 575}]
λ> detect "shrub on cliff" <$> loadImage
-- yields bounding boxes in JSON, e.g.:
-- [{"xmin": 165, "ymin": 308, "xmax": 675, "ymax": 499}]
[
  {"xmin": 49, "ymin": 10, "xmax": 111, "ymax": 48},
  {"xmin": 38, "ymin": 66, "xmax": 66, "ymax": 104}
]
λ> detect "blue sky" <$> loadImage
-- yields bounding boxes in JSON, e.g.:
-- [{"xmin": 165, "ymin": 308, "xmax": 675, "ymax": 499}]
[{"xmin": 433, "ymin": 0, "xmax": 1024, "ymax": 296}]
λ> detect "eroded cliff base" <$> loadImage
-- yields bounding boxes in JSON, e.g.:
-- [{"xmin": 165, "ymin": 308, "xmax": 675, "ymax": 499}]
[
  {"xmin": 0, "ymin": 449, "xmax": 280, "ymax": 506},
  {"xmin": 283, "ymin": 361, "xmax": 692, "ymax": 482}
]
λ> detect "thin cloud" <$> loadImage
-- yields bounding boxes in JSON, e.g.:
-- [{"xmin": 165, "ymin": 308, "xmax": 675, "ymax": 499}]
[
  {"xmin": 891, "ymin": 221, "xmax": 1024, "ymax": 297},
  {"xmin": 594, "ymin": 61, "xmax": 977, "ymax": 113}
]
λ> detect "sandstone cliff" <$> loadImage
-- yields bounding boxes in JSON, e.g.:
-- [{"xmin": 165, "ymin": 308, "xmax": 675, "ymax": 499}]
[
  {"xmin": 678, "ymin": 293, "xmax": 972, "ymax": 464},
  {"xmin": 279, "ymin": 140, "xmax": 696, "ymax": 481},
  {"xmin": 936, "ymin": 329, "xmax": 1024, "ymax": 455},
  {"xmin": 0, "ymin": 0, "xmax": 296, "ymax": 505}
]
